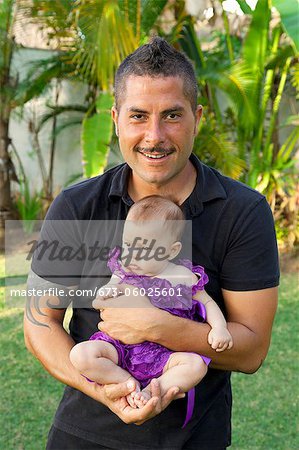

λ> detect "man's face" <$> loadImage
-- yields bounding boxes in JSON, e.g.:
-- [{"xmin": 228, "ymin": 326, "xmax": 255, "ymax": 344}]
[{"xmin": 112, "ymin": 75, "xmax": 202, "ymax": 187}]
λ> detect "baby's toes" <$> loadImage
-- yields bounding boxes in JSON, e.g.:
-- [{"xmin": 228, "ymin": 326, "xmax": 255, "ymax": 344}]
[
  {"xmin": 141, "ymin": 390, "xmax": 151, "ymax": 403},
  {"xmin": 141, "ymin": 396, "xmax": 149, "ymax": 405},
  {"xmin": 130, "ymin": 390, "xmax": 137, "ymax": 399},
  {"xmin": 126, "ymin": 393, "xmax": 137, "ymax": 408},
  {"xmin": 134, "ymin": 392, "xmax": 142, "ymax": 400},
  {"xmin": 134, "ymin": 398, "xmax": 145, "ymax": 409}
]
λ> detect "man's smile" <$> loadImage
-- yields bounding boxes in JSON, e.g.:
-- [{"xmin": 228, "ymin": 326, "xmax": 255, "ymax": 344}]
[{"xmin": 135, "ymin": 147, "xmax": 175, "ymax": 161}]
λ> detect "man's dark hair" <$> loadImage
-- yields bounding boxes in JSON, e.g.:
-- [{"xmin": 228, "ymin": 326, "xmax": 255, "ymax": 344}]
[{"xmin": 114, "ymin": 36, "xmax": 198, "ymax": 113}]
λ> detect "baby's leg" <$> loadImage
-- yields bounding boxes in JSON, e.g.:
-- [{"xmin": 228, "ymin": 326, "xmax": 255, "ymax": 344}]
[
  {"xmin": 70, "ymin": 340, "xmax": 134, "ymax": 385},
  {"xmin": 138, "ymin": 352, "xmax": 207, "ymax": 404}
]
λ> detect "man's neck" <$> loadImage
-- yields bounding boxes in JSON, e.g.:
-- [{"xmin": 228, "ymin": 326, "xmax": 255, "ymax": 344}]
[{"xmin": 128, "ymin": 160, "xmax": 197, "ymax": 205}]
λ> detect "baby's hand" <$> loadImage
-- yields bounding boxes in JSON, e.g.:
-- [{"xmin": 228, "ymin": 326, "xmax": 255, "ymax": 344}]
[{"xmin": 208, "ymin": 327, "xmax": 233, "ymax": 352}]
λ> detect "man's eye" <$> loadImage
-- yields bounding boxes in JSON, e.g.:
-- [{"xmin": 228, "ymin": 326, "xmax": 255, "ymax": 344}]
[
  {"xmin": 131, "ymin": 114, "xmax": 145, "ymax": 120},
  {"xmin": 166, "ymin": 113, "xmax": 180, "ymax": 120}
]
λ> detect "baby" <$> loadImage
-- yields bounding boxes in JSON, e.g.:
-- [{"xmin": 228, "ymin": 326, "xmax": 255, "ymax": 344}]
[{"xmin": 70, "ymin": 196, "xmax": 233, "ymax": 414}]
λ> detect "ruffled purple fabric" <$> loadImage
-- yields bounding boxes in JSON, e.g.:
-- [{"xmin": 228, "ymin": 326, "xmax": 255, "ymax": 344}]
[
  {"xmin": 90, "ymin": 331, "xmax": 173, "ymax": 387},
  {"xmin": 107, "ymin": 247, "xmax": 209, "ymax": 315},
  {"xmin": 90, "ymin": 248, "xmax": 211, "ymax": 388}
]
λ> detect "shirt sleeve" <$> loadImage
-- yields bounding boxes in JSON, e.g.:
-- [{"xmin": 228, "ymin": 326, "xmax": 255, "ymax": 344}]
[
  {"xmin": 31, "ymin": 191, "xmax": 84, "ymax": 286},
  {"xmin": 219, "ymin": 197, "xmax": 280, "ymax": 291}
]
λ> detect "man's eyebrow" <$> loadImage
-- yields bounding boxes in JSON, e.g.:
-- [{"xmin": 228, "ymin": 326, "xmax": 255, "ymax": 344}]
[
  {"xmin": 127, "ymin": 107, "xmax": 148, "ymax": 114},
  {"xmin": 161, "ymin": 106, "xmax": 185, "ymax": 115},
  {"xmin": 127, "ymin": 105, "xmax": 185, "ymax": 114}
]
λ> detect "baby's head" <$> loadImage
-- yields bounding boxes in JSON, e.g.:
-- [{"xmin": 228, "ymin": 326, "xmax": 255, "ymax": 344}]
[{"xmin": 122, "ymin": 196, "xmax": 185, "ymax": 276}]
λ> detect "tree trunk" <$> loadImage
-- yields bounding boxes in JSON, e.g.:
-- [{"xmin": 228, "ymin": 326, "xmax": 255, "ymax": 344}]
[
  {"xmin": 0, "ymin": 115, "xmax": 15, "ymax": 250},
  {"xmin": 0, "ymin": 3, "xmax": 16, "ymax": 250}
]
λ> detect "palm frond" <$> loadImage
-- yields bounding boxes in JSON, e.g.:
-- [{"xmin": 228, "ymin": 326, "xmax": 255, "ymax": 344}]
[
  {"xmin": 72, "ymin": 0, "xmax": 138, "ymax": 90},
  {"xmin": 140, "ymin": 0, "xmax": 168, "ymax": 37},
  {"xmin": 35, "ymin": 105, "xmax": 87, "ymax": 133},
  {"xmin": 15, "ymin": 54, "xmax": 78, "ymax": 106},
  {"xmin": 194, "ymin": 114, "xmax": 245, "ymax": 179},
  {"xmin": 196, "ymin": 61, "xmax": 256, "ymax": 131}
]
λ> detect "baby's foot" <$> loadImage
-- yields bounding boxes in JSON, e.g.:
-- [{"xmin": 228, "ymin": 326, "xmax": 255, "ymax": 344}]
[
  {"xmin": 126, "ymin": 378, "xmax": 141, "ymax": 409},
  {"xmin": 132, "ymin": 388, "xmax": 151, "ymax": 409}
]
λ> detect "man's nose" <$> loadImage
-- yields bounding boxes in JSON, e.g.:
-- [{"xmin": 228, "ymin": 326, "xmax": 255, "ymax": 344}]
[{"xmin": 144, "ymin": 118, "xmax": 165, "ymax": 146}]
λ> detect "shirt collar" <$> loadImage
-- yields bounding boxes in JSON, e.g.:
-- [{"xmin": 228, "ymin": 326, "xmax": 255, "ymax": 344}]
[
  {"xmin": 184, "ymin": 154, "xmax": 227, "ymax": 217},
  {"xmin": 108, "ymin": 154, "xmax": 227, "ymax": 215},
  {"xmin": 108, "ymin": 163, "xmax": 133, "ymax": 206}
]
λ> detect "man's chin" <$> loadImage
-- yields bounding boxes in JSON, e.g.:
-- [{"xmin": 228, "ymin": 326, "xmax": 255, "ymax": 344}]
[{"xmin": 135, "ymin": 170, "xmax": 173, "ymax": 186}]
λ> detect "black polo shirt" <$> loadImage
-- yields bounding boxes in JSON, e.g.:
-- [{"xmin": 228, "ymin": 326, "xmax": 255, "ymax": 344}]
[{"xmin": 32, "ymin": 154, "xmax": 279, "ymax": 449}]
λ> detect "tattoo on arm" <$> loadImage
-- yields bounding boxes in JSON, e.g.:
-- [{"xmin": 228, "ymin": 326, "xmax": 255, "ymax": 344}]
[{"xmin": 26, "ymin": 270, "xmax": 73, "ymax": 327}]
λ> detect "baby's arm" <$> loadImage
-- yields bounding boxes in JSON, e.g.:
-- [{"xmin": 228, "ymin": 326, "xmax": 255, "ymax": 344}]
[{"xmin": 193, "ymin": 284, "xmax": 233, "ymax": 352}]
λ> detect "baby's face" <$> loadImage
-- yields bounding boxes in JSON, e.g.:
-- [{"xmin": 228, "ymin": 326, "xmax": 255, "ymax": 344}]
[{"xmin": 121, "ymin": 221, "xmax": 175, "ymax": 276}]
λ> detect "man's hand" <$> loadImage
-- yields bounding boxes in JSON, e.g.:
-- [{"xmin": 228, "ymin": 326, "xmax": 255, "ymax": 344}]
[
  {"xmin": 97, "ymin": 378, "xmax": 184, "ymax": 425},
  {"xmin": 96, "ymin": 306, "xmax": 163, "ymax": 344},
  {"xmin": 92, "ymin": 289, "xmax": 160, "ymax": 344}
]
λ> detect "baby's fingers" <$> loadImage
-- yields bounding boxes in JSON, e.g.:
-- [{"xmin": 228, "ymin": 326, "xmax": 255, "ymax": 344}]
[
  {"xmin": 208, "ymin": 333, "xmax": 213, "ymax": 346},
  {"xmin": 211, "ymin": 339, "xmax": 222, "ymax": 350},
  {"xmin": 215, "ymin": 339, "xmax": 234, "ymax": 352},
  {"xmin": 215, "ymin": 342, "xmax": 228, "ymax": 352}
]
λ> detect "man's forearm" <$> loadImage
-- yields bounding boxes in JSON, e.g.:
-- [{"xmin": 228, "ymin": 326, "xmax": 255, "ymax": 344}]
[
  {"xmin": 148, "ymin": 310, "xmax": 263, "ymax": 373},
  {"xmin": 24, "ymin": 311, "xmax": 106, "ymax": 403}
]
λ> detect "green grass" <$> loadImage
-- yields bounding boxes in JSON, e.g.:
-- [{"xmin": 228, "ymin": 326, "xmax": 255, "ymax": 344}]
[
  {"xmin": 231, "ymin": 271, "xmax": 298, "ymax": 449},
  {"xmin": 0, "ymin": 308, "xmax": 64, "ymax": 449},
  {"xmin": 0, "ymin": 256, "xmax": 64, "ymax": 449},
  {"xmin": 0, "ymin": 253, "xmax": 298, "ymax": 449}
]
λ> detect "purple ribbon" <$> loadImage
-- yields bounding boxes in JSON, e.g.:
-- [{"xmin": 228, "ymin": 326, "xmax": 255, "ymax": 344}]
[{"xmin": 182, "ymin": 387, "xmax": 195, "ymax": 428}]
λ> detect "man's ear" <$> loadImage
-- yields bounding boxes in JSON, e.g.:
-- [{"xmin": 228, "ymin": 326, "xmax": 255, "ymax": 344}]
[
  {"xmin": 194, "ymin": 104, "xmax": 203, "ymax": 135},
  {"xmin": 111, "ymin": 105, "xmax": 119, "ymax": 136},
  {"xmin": 168, "ymin": 241, "xmax": 182, "ymax": 261}
]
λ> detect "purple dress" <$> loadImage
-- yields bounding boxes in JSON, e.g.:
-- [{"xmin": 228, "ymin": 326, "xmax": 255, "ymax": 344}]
[{"xmin": 90, "ymin": 249, "xmax": 211, "ymax": 389}]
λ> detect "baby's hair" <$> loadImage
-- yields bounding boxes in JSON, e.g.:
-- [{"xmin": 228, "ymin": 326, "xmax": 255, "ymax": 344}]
[{"xmin": 127, "ymin": 195, "xmax": 185, "ymax": 241}]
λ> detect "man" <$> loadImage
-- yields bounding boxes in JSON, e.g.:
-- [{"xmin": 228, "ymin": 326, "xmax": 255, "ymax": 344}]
[{"xmin": 24, "ymin": 37, "xmax": 279, "ymax": 449}]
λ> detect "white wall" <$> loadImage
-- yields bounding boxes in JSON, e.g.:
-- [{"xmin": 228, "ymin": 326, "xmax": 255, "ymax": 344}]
[{"xmin": 9, "ymin": 47, "xmax": 85, "ymax": 195}]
